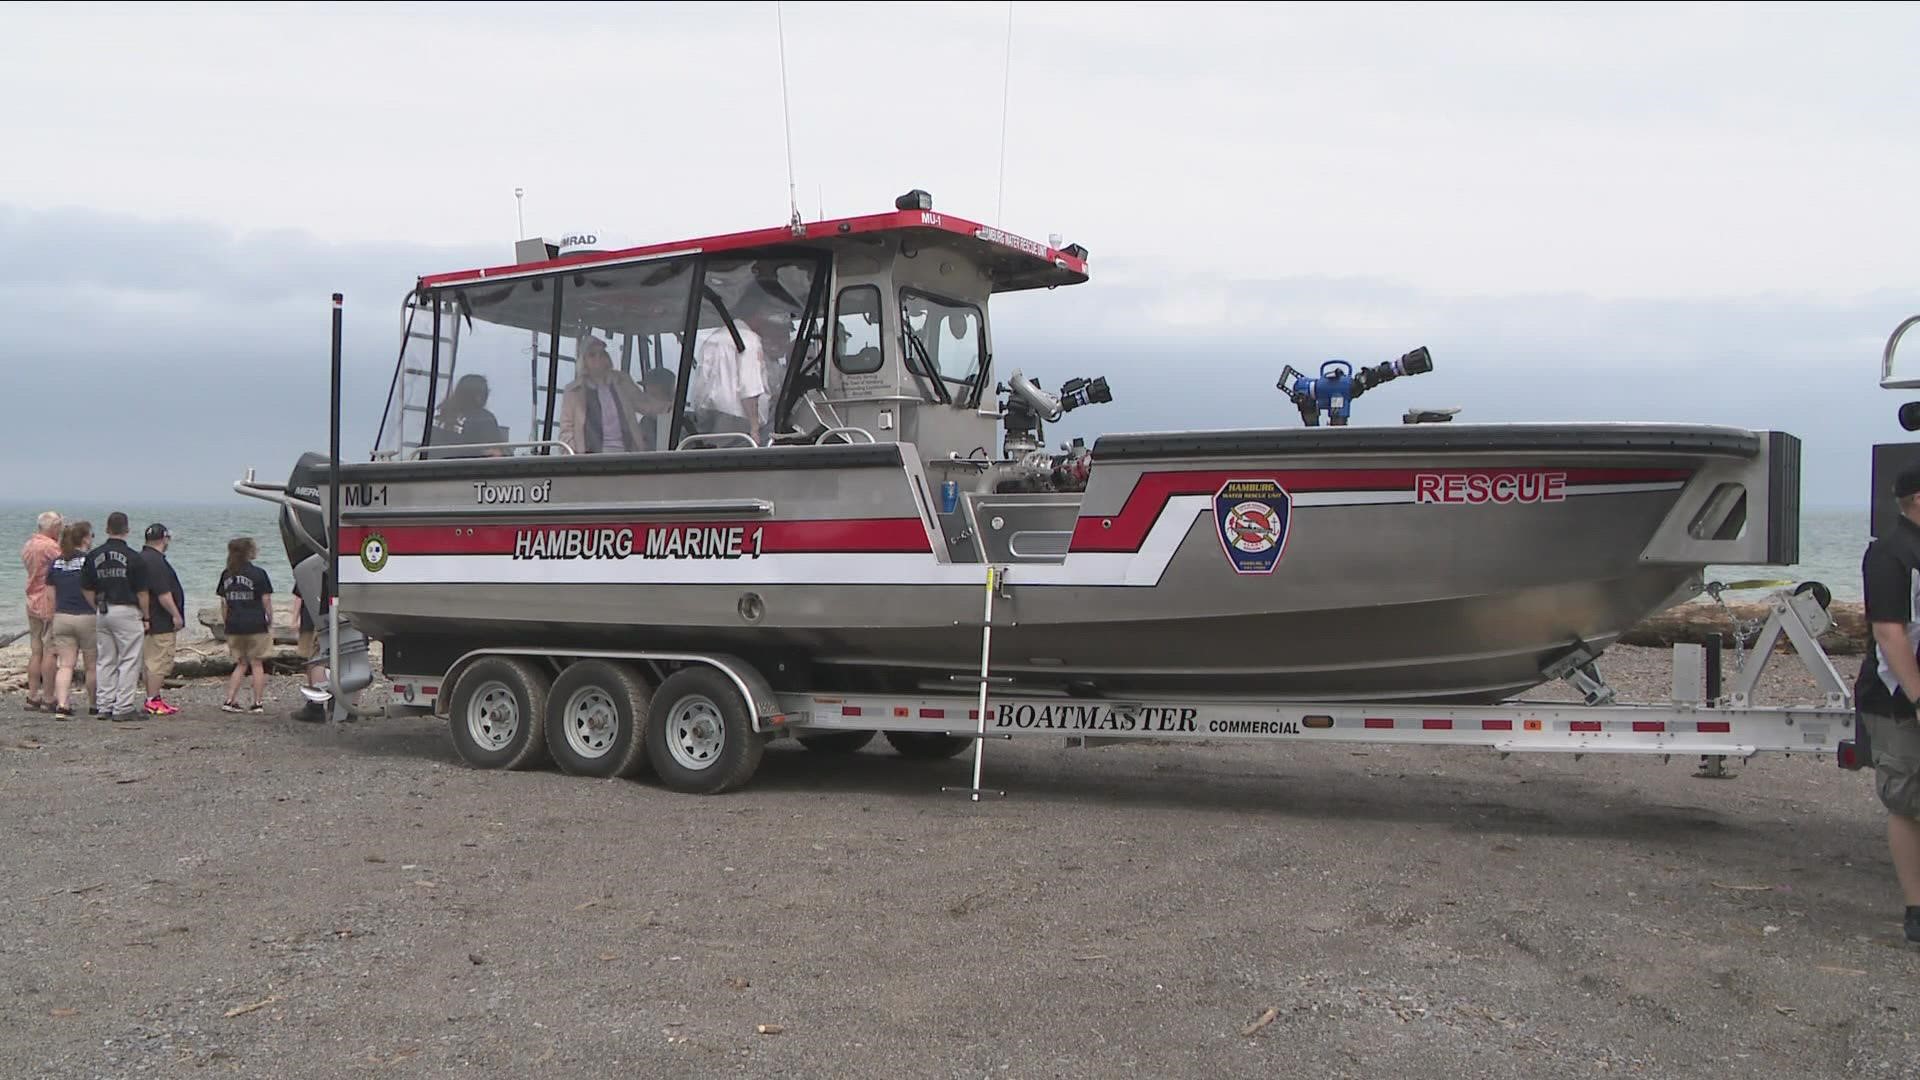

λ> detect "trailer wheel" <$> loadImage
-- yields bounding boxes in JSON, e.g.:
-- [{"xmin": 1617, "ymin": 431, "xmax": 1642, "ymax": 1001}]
[
  {"xmin": 447, "ymin": 657, "xmax": 551, "ymax": 771},
  {"xmin": 545, "ymin": 660, "xmax": 652, "ymax": 779},
  {"xmin": 884, "ymin": 731, "xmax": 972, "ymax": 760},
  {"xmin": 646, "ymin": 668, "xmax": 764, "ymax": 794},
  {"xmin": 797, "ymin": 730, "xmax": 877, "ymax": 754}
]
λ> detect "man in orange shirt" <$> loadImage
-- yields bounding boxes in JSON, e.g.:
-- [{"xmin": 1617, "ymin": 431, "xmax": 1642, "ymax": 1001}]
[{"xmin": 20, "ymin": 510, "xmax": 62, "ymax": 710}]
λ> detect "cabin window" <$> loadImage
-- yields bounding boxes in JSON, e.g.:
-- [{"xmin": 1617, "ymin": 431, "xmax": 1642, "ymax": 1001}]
[
  {"xmin": 677, "ymin": 256, "xmax": 822, "ymax": 448},
  {"xmin": 833, "ymin": 286, "xmax": 885, "ymax": 375},
  {"xmin": 900, "ymin": 289, "xmax": 985, "ymax": 396},
  {"xmin": 554, "ymin": 257, "xmax": 696, "ymax": 453},
  {"xmin": 404, "ymin": 277, "xmax": 557, "ymax": 460}
]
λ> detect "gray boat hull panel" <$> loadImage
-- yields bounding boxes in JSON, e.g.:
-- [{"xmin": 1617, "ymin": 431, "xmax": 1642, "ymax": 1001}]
[{"xmin": 308, "ymin": 424, "xmax": 1795, "ymax": 704}]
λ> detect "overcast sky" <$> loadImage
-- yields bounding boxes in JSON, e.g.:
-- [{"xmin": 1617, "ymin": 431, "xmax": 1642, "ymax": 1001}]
[{"xmin": 2, "ymin": 1, "xmax": 1916, "ymax": 509}]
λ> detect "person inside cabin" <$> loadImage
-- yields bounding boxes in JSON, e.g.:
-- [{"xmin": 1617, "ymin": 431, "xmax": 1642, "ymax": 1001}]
[
  {"xmin": 754, "ymin": 313, "xmax": 794, "ymax": 436},
  {"xmin": 559, "ymin": 336, "xmax": 671, "ymax": 453},
  {"xmin": 428, "ymin": 374, "xmax": 507, "ymax": 457},
  {"xmin": 689, "ymin": 315, "xmax": 769, "ymax": 445}
]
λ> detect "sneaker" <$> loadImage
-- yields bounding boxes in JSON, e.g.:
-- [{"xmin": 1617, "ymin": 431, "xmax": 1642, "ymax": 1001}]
[
  {"xmin": 1907, "ymin": 906, "xmax": 1919, "ymax": 945},
  {"xmin": 249, "ymin": 703, "xmax": 266, "ymax": 715},
  {"xmin": 221, "ymin": 701, "xmax": 242, "ymax": 714},
  {"xmin": 111, "ymin": 712, "xmax": 140, "ymax": 723},
  {"xmin": 52, "ymin": 706, "xmax": 73, "ymax": 720},
  {"xmin": 145, "ymin": 697, "xmax": 179, "ymax": 717}
]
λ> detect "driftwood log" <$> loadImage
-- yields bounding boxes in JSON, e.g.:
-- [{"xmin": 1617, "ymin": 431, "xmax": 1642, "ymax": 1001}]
[{"xmin": 1618, "ymin": 600, "xmax": 1866, "ymax": 655}]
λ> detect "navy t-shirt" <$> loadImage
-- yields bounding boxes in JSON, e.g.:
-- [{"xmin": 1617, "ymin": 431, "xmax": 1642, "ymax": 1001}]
[
  {"xmin": 81, "ymin": 538, "xmax": 149, "ymax": 608},
  {"xmin": 46, "ymin": 555, "xmax": 93, "ymax": 616},
  {"xmin": 216, "ymin": 564, "xmax": 273, "ymax": 635},
  {"xmin": 141, "ymin": 547, "xmax": 186, "ymax": 635},
  {"xmin": 1857, "ymin": 514, "xmax": 1920, "ymax": 716}
]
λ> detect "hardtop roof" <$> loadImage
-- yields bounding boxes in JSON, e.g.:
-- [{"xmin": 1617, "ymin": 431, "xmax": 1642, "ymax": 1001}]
[{"xmin": 419, "ymin": 208, "xmax": 1090, "ymax": 293}]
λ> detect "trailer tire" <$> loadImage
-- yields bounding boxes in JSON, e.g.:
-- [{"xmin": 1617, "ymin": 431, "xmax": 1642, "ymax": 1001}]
[
  {"xmin": 447, "ymin": 657, "xmax": 551, "ymax": 771},
  {"xmin": 797, "ymin": 730, "xmax": 877, "ymax": 754},
  {"xmin": 884, "ymin": 731, "xmax": 971, "ymax": 760},
  {"xmin": 646, "ymin": 668, "xmax": 764, "ymax": 794},
  {"xmin": 545, "ymin": 661, "xmax": 652, "ymax": 779}
]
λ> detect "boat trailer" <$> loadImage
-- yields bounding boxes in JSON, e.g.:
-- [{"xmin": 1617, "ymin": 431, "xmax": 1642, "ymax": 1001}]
[{"xmin": 379, "ymin": 568, "xmax": 1854, "ymax": 797}]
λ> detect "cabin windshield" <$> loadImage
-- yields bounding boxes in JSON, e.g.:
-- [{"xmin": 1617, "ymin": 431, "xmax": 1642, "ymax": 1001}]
[
  {"xmin": 901, "ymin": 289, "xmax": 986, "ymax": 405},
  {"xmin": 373, "ymin": 251, "xmax": 827, "ymax": 458}
]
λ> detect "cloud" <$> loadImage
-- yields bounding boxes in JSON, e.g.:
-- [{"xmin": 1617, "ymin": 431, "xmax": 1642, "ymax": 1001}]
[{"xmin": 0, "ymin": 203, "xmax": 1905, "ymax": 511}]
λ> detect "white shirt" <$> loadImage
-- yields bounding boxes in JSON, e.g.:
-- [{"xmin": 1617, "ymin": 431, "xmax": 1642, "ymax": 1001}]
[{"xmin": 692, "ymin": 321, "xmax": 768, "ymax": 419}]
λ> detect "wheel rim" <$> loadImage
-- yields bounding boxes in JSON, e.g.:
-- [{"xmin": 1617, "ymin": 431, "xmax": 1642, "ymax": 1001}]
[
  {"xmin": 466, "ymin": 680, "xmax": 519, "ymax": 752},
  {"xmin": 562, "ymin": 685, "xmax": 619, "ymax": 759},
  {"xmin": 664, "ymin": 694, "xmax": 726, "ymax": 771}
]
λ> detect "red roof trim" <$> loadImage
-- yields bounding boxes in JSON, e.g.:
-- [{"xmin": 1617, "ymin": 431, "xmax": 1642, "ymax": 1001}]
[{"xmin": 418, "ymin": 209, "xmax": 1087, "ymax": 289}]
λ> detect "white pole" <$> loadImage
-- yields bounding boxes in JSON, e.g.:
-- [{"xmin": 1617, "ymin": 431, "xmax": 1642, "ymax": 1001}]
[
  {"xmin": 514, "ymin": 187, "xmax": 525, "ymax": 239},
  {"xmin": 776, "ymin": 1, "xmax": 800, "ymax": 227},
  {"xmin": 969, "ymin": 566, "xmax": 998, "ymax": 799}
]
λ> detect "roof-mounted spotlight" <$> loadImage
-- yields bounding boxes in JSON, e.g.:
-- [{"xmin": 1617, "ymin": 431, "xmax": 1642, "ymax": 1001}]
[
  {"xmin": 1061, "ymin": 242, "xmax": 1089, "ymax": 260},
  {"xmin": 895, "ymin": 189, "xmax": 934, "ymax": 212}
]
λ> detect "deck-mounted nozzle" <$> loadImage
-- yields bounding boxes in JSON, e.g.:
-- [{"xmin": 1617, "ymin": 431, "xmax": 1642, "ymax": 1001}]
[
  {"xmin": 997, "ymin": 369, "xmax": 1113, "ymax": 493},
  {"xmin": 1278, "ymin": 346, "xmax": 1433, "ymax": 427}
]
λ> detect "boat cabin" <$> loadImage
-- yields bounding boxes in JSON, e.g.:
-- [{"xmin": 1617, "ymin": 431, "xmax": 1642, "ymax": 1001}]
[{"xmin": 375, "ymin": 191, "xmax": 1090, "ymax": 475}]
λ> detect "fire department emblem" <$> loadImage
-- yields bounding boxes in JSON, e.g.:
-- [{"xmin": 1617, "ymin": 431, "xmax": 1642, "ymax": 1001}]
[
  {"xmin": 359, "ymin": 532, "xmax": 390, "ymax": 574},
  {"xmin": 1213, "ymin": 479, "xmax": 1291, "ymax": 575}
]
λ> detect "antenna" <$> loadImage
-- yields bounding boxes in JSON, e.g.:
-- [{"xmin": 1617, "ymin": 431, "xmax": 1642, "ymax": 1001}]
[
  {"xmin": 995, "ymin": 1, "xmax": 1015, "ymax": 226},
  {"xmin": 776, "ymin": 1, "xmax": 801, "ymax": 231},
  {"xmin": 514, "ymin": 187, "xmax": 525, "ymax": 239}
]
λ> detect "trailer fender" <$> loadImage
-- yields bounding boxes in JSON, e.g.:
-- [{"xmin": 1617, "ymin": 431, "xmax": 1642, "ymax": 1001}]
[{"xmin": 437, "ymin": 648, "xmax": 787, "ymax": 734}]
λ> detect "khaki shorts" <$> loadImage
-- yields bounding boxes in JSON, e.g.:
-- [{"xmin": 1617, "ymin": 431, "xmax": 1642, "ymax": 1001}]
[
  {"xmin": 26, "ymin": 614, "xmax": 49, "ymax": 648},
  {"xmin": 228, "ymin": 633, "xmax": 273, "ymax": 662},
  {"xmin": 298, "ymin": 628, "xmax": 316, "ymax": 658},
  {"xmin": 1863, "ymin": 710, "xmax": 1920, "ymax": 819},
  {"xmin": 143, "ymin": 632, "xmax": 177, "ymax": 679},
  {"xmin": 45, "ymin": 613, "xmax": 96, "ymax": 664}
]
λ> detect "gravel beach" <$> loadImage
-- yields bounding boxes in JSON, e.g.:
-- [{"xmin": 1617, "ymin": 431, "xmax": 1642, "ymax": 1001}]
[{"xmin": 2, "ymin": 645, "xmax": 1915, "ymax": 1079}]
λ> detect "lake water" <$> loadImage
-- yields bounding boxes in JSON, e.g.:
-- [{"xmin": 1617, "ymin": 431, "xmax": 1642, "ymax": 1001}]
[
  {"xmin": 1, "ymin": 499, "xmax": 283, "ymax": 637},
  {"xmin": 0, "ymin": 500, "xmax": 1870, "ymax": 639}
]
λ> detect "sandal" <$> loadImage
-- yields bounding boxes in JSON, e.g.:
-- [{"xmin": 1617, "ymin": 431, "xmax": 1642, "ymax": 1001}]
[
  {"xmin": 52, "ymin": 706, "xmax": 73, "ymax": 720},
  {"xmin": 25, "ymin": 698, "xmax": 44, "ymax": 712}
]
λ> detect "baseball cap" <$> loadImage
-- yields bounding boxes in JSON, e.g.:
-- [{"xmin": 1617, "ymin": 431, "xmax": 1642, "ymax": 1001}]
[{"xmin": 144, "ymin": 523, "xmax": 171, "ymax": 542}]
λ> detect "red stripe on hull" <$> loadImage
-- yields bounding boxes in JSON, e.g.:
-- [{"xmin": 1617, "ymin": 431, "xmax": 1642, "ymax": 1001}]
[{"xmin": 1070, "ymin": 467, "xmax": 1693, "ymax": 553}]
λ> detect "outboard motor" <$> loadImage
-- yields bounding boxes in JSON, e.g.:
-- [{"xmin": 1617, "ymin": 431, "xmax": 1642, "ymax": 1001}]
[
  {"xmin": 281, "ymin": 451, "xmax": 329, "ymax": 572},
  {"xmin": 278, "ymin": 452, "xmax": 374, "ymax": 712},
  {"xmin": 1278, "ymin": 346, "xmax": 1433, "ymax": 426}
]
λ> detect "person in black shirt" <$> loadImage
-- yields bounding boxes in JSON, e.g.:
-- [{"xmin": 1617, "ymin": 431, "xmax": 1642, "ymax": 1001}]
[
  {"xmin": 217, "ymin": 537, "xmax": 274, "ymax": 714},
  {"xmin": 82, "ymin": 511, "xmax": 150, "ymax": 721},
  {"xmin": 425, "ymin": 375, "xmax": 507, "ymax": 459},
  {"xmin": 1857, "ymin": 466, "xmax": 1920, "ymax": 945},
  {"xmin": 43, "ymin": 521, "xmax": 98, "ymax": 718},
  {"xmin": 139, "ymin": 523, "xmax": 187, "ymax": 716}
]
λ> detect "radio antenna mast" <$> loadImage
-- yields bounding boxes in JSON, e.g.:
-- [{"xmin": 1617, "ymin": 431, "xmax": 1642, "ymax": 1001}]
[
  {"xmin": 776, "ymin": 1, "xmax": 801, "ymax": 230},
  {"xmin": 995, "ymin": 1, "xmax": 1015, "ymax": 225},
  {"xmin": 514, "ymin": 186, "xmax": 525, "ymax": 238}
]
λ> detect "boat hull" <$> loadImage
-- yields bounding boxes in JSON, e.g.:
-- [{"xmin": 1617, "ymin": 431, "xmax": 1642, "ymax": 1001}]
[{"xmin": 302, "ymin": 424, "xmax": 1798, "ymax": 704}]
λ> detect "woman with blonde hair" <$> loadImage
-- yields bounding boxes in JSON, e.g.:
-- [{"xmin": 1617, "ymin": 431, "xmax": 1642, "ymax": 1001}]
[
  {"xmin": 216, "ymin": 537, "xmax": 274, "ymax": 714},
  {"xmin": 41, "ymin": 521, "xmax": 97, "ymax": 718}
]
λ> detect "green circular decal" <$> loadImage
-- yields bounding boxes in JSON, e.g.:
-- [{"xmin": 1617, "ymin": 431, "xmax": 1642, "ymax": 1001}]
[{"xmin": 360, "ymin": 533, "xmax": 390, "ymax": 573}]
